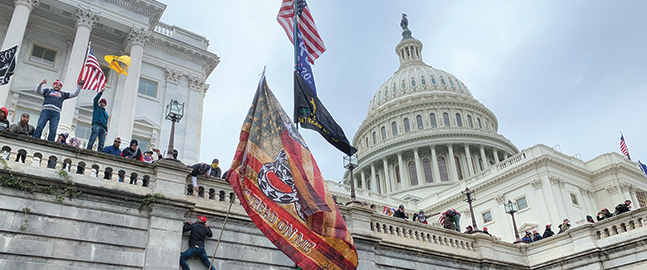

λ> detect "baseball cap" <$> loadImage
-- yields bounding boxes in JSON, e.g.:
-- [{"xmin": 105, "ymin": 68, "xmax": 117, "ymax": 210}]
[{"xmin": 197, "ymin": 216, "xmax": 207, "ymax": 223}]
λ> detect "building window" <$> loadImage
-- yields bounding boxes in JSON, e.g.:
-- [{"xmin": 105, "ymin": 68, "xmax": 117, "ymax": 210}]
[
  {"xmin": 366, "ymin": 178, "xmax": 371, "ymax": 190},
  {"xmin": 30, "ymin": 45, "xmax": 57, "ymax": 66},
  {"xmin": 423, "ymin": 158, "xmax": 433, "ymax": 183},
  {"xmin": 372, "ymin": 132, "xmax": 377, "ymax": 144},
  {"xmin": 376, "ymin": 174, "xmax": 381, "ymax": 194},
  {"xmin": 421, "ymin": 78, "xmax": 427, "ymax": 85},
  {"xmin": 477, "ymin": 118, "xmax": 482, "ymax": 128},
  {"xmin": 570, "ymin": 193, "xmax": 579, "ymax": 206},
  {"xmin": 391, "ymin": 122, "xmax": 398, "ymax": 136},
  {"xmin": 411, "ymin": 79, "xmax": 416, "ymax": 87},
  {"xmin": 449, "ymin": 80, "xmax": 455, "ymax": 87},
  {"xmin": 456, "ymin": 113, "xmax": 462, "ymax": 127},
  {"xmin": 403, "ymin": 118, "xmax": 410, "ymax": 133},
  {"xmin": 416, "ymin": 115, "xmax": 423, "ymax": 130},
  {"xmin": 401, "ymin": 82, "xmax": 406, "ymax": 90},
  {"xmin": 431, "ymin": 78, "xmax": 437, "ymax": 85},
  {"xmin": 430, "ymin": 113, "xmax": 437, "ymax": 128},
  {"xmin": 408, "ymin": 161, "xmax": 418, "ymax": 186},
  {"xmin": 458, "ymin": 82, "xmax": 463, "ymax": 89},
  {"xmin": 378, "ymin": 92, "xmax": 382, "ymax": 101},
  {"xmin": 393, "ymin": 83, "xmax": 397, "ymax": 92},
  {"xmin": 138, "ymin": 78, "xmax": 158, "ymax": 98},
  {"xmin": 75, "ymin": 122, "xmax": 92, "ymax": 140},
  {"xmin": 441, "ymin": 78, "xmax": 446, "ymax": 85},
  {"xmin": 479, "ymin": 158, "xmax": 484, "ymax": 171},
  {"xmin": 385, "ymin": 88, "xmax": 388, "ymax": 97},
  {"xmin": 132, "ymin": 136, "xmax": 150, "ymax": 151},
  {"xmin": 467, "ymin": 115, "xmax": 473, "ymax": 127},
  {"xmin": 455, "ymin": 156, "xmax": 463, "ymax": 180},
  {"xmin": 443, "ymin": 113, "xmax": 450, "ymax": 127},
  {"xmin": 516, "ymin": 197, "xmax": 528, "ymax": 210},
  {"xmin": 381, "ymin": 127, "xmax": 386, "ymax": 140},
  {"xmin": 395, "ymin": 165, "xmax": 401, "ymax": 183},
  {"xmin": 438, "ymin": 157, "xmax": 449, "ymax": 182},
  {"xmin": 482, "ymin": 211, "xmax": 493, "ymax": 224}
]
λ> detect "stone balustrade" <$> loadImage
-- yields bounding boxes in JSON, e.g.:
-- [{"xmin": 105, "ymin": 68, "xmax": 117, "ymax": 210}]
[
  {"xmin": 154, "ymin": 21, "xmax": 173, "ymax": 37},
  {"xmin": 326, "ymin": 180, "xmax": 416, "ymax": 211}
]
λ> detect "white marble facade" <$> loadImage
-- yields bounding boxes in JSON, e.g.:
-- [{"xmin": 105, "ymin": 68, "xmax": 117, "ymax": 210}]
[
  {"xmin": 0, "ymin": 0, "xmax": 219, "ymax": 165},
  {"xmin": 341, "ymin": 25, "xmax": 647, "ymax": 242}
]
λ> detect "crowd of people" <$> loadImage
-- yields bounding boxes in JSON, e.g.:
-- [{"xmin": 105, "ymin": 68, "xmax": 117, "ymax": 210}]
[{"xmin": 371, "ymin": 199, "xmax": 635, "ymax": 242}]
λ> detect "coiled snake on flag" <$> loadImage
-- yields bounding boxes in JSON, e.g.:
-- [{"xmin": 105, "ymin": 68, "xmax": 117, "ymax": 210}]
[{"xmin": 258, "ymin": 149, "xmax": 306, "ymax": 220}]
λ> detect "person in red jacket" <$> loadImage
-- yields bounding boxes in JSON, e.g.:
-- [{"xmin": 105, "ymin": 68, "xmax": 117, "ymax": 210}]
[{"xmin": 121, "ymin": 139, "xmax": 143, "ymax": 161}]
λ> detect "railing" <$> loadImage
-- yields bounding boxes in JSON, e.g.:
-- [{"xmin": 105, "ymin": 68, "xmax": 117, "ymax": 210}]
[
  {"xmin": 594, "ymin": 210, "xmax": 645, "ymax": 240},
  {"xmin": 154, "ymin": 22, "xmax": 173, "ymax": 37},
  {"xmin": 184, "ymin": 175, "xmax": 236, "ymax": 203},
  {"xmin": 326, "ymin": 180, "xmax": 415, "ymax": 210},
  {"xmin": 1, "ymin": 133, "xmax": 155, "ymax": 188},
  {"xmin": 467, "ymin": 150, "xmax": 527, "ymax": 184}
]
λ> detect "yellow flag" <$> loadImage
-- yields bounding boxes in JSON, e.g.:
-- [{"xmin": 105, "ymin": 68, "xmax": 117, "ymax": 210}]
[{"xmin": 104, "ymin": 55, "xmax": 131, "ymax": 76}]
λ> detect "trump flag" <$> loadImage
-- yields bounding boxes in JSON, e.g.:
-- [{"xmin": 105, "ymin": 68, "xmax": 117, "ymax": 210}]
[{"xmin": 226, "ymin": 74, "xmax": 358, "ymax": 270}]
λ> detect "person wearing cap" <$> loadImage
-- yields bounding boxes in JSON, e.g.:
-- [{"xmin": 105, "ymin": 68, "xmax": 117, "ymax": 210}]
[
  {"xmin": 189, "ymin": 163, "xmax": 212, "ymax": 192},
  {"xmin": 209, "ymin": 158, "xmax": 222, "ymax": 178},
  {"xmin": 542, "ymin": 224, "xmax": 555, "ymax": 238},
  {"xmin": 9, "ymin": 113, "xmax": 35, "ymax": 136},
  {"xmin": 597, "ymin": 208, "xmax": 613, "ymax": 221},
  {"xmin": 121, "ymin": 139, "xmax": 143, "ymax": 161},
  {"xmin": 558, "ymin": 219, "xmax": 571, "ymax": 234},
  {"xmin": 532, "ymin": 229, "xmax": 543, "ymax": 241},
  {"xmin": 56, "ymin": 132, "xmax": 69, "ymax": 145},
  {"xmin": 482, "ymin": 227, "xmax": 492, "ymax": 236},
  {"xmin": 0, "ymin": 107, "xmax": 9, "ymax": 131},
  {"xmin": 614, "ymin": 200, "xmax": 632, "ymax": 215},
  {"xmin": 180, "ymin": 216, "xmax": 215, "ymax": 270},
  {"xmin": 521, "ymin": 231, "xmax": 534, "ymax": 243},
  {"xmin": 33, "ymin": 78, "xmax": 83, "ymax": 141},
  {"xmin": 393, "ymin": 204, "xmax": 409, "ymax": 220},
  {"xmin": 103, "ymin": 137, "xmax": 122, "ymax": 156},
  {"xmin": 464, "ymin": 225, "xmax": 474, "ymax": 233},
  {"xmin": 87, "ymin": 87, "xmax": 109, "ymax": 151}
]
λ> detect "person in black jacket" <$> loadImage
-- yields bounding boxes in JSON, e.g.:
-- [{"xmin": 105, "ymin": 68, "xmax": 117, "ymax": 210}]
[
  {"xmin": 393, "ymin": 205, "xmax": 409, "ymax": 220},
  {"xmin": 615, "ymin": 200, "xmax": 632, "ymax": 215},
  {"xmin": 209, "ymin": 158, "xmax": 222, "ymax": 178},
  {"xmin": 542, "ymin": 224, "xmax": 555, "ymax": 238},
  {"xmin": 189, "ymin": 163, "xmax": 212, "ymax": 192},
  {"xmin": 180, "ymin": 216, "xmax": 216, "ymax": 270},
  {"xmin": 597, "ymin": 208, "xmax": 613, "ymax": 221}
]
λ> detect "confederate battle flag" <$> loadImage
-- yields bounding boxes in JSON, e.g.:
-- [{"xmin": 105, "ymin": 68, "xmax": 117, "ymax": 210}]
[{"xmin": 226, "ymin": 73, "xmax": 358, "ymax": 270}]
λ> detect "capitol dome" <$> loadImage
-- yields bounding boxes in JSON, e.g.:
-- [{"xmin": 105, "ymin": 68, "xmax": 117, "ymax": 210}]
[{"xmin": 346, "ymin": 19, "xmax": 518, "ymax": 202}]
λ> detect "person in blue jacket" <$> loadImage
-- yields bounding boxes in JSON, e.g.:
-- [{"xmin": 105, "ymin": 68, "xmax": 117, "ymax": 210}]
[
  {"xmin": 87, "ymin": 87, "xmax": 109, "ymax": 150},
  {"xmin": 103, "ymin": 137, "xmax": 122, "ymax": 156}
]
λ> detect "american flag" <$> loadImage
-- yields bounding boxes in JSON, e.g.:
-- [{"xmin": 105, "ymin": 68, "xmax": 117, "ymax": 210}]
[
  {"xmin": 78, "ymin": 47, "xmax": 106, "ymax": 91},
  {"xmin": 620, "ymin": 134, "xmax": 631, "ymax": 160},
  {"xmin": 277, "ymin": 0, "xmax": 326, "ymax": 64}
]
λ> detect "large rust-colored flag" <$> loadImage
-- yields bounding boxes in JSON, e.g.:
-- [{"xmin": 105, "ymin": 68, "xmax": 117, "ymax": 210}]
[{"xmin": 226, "ymin": 74, "xmax": 358, "ymax": 270}]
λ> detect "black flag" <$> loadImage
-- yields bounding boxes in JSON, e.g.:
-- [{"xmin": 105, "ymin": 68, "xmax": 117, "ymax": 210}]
[
  {"xmin": 294, "ymin": 70, "xmax": 357, "ymax": 156},
  {"xmin": 0, "ymin": 45, "xmax": 18, "ymax": 85}
]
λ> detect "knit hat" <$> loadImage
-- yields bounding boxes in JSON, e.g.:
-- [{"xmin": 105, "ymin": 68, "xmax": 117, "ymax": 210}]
[
  {"xmin": 483, "ymin": 227, "xmax": 488, "ymax": 230},
  {"xmin": 0, "ymin": 107, "xmax": 7, "ymax": 116},
  {"xmin": 532, "ymin": 229, "xmax": 538, "ymax": 233},
  {"xmin": 525, "ymin": 231, "xmax": 531, "ymax": 235},
  {"xmin": 99, "ymin": 98, "xmax": 107, "ymax": 105},
  {"xmin": 59, "ymin": 133, "xmax": 68, "ymax": 140},
  {"xmin": 53, "ymin": 79, "xmax": 62, "ymax": 87},
  {"xmin": 197, "ymin": 216, "xmax": 207, "ymax": 223},
  {"xmin": 130, "ymin": 139, "xmax": 138, "ymax": 146}
]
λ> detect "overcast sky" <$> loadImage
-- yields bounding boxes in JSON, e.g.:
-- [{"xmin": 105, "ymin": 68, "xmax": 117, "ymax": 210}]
[{"xmin": 160, "ymin": 1, "xmax": 647, "ymax": 182}]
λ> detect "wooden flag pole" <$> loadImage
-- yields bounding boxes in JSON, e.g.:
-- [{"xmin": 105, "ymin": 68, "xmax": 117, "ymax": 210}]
[{"xmin": 208, "ymin": 175, "xmax": 238, "ymax": 270}]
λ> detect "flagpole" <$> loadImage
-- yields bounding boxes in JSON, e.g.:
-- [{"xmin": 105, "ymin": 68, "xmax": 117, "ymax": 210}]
[
  {"xmin": 293, "ymin": 0, "xmax": 299, "ymax": 130},
  {"xmin": 208, "ymin": 176, "xmax": 237, "ymax": 270}
]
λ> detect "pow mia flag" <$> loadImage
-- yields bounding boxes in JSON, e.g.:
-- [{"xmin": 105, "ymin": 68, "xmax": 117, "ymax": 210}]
[{"xmin": 0, "ymin": 46, "xmax": 18, "ymax": 85}]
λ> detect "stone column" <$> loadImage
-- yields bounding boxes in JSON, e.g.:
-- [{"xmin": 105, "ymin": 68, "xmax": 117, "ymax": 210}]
[
  {"xmin": 360, "ymin": 170, "xmax": 366, "ymax": 189},
  {"xmin": 493, "ymin": 148, "xmax": 500, "ymax": 164},
  {"xmin": 464, "ymin": 144, "xmax": 474, "ymax": 177},
  {"xmin": 397, "ymin": 152, "xmax": 407, "ymax": 188},
  {"xmin": 370, "ymin": 163, "xmax": 376, "ymax": 192},
  {"xmin": 549, "ymin": 176, "xmax": 568, "ymax": 222},
  {"xmin": 620, "ymin": 182, "xmax": 632, "ymax": 202},
  {"xmin": 430, "ymin": 145, "xmax": 441, "ymax": 182},
  {"xmin": 413, "ymin": 148, "xmax": 423, "ymax": 185},
  {"xmin": 447, "ymin": 144, "xmax": 457, "ymax": 181},
  {"xmin": 580, "ymin": 187, "xmax": 595, "ymax": 215},
  {"xmin": 531, "ymin": 179, "xmax": 553, "ymax": 227},
  {"xmin": 382, "ymin": 158, "xmax": 390, "ymax": 193},
  {"xmin": 109, "ymin": 27, "xmax": 150, "ymax": 142},
  {"xmin": 0, "ymin": 0, "xmax": 40, "ymax": 108},
  {"xmin": 56, "ymin": 7, "xmax": 98, "ymax": 135},
  {"xmin": 479, "ymin": 145, "xmax": 488, "ymax": 170},
  {"xmin": 182, "ymin": 74, "xmax": 206, "ymax": 164}
]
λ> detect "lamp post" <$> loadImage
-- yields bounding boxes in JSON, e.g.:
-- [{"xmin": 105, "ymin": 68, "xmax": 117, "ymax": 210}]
[
  {"xmin": 504, "ymin": 199, "xmax": 522, "ymax": 243},
  {"xmin": 461, "ymin": 187, "xmax": 480, "ymax": 232},
  {"xmin": 343, "ymin": 154, "xmax": 360, "ymax": 205},
  {"xmin": 164, "ymin": 99, "xmax": 184, "ymax": 161}
]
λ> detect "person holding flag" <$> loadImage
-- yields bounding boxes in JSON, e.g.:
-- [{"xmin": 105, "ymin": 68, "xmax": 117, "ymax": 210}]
[{"xmin": 32, "ymin": 78, "xmax": 83, "ymax": 141}]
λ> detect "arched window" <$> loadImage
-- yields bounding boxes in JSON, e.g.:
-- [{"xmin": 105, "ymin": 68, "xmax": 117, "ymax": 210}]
[
  {"xmin": 449, "ymin": 80, "xmax": 455, "ymax": 87},
  {"xmin": 455, "ymin": 156, "xmax": 463, "ymax": 180},
  {"xmin": 393, "ymin": 83, "xmax": 397, "ymax": 93},
  {"xmin": 401, "ymin": 82, "xmax": 406, "ymax": 90},
  {"xmin": 395, "ymin": 165, "xmax": 401, "ymax": 183},
  {"xmin": 416, "ymin": 115, "xmax": 423, "ymax": 130},
  {"xmin": 441, "ymin": 78, "xmax": 446, "ymax": 85},
  {"xmin": 408, "ymin": 161, "xmax": 418, "ymax": 186},
  {"xmin": 438, "ymin": 157, "xmax": 449, "ymax": 182},
  {"xmin": 431, "ymin": 78, "xmax": 437, "ymax": 85},
  {"xmin": 467, "ymin": 115, "xmax": 473, "ymax": 128},
  {"xmin": 479, "ymin": 158, "xmax": 484, "ymax": 171},
  {"xmin": 378, "ymin": 92, "xmax": 382, "ymax": 101},
  {"xmin": 391, "ymin": 122, "xmax": 398, "ymax": 136},
  {"xmin": 477, "ymin": 118, "xmax": 482, "ymax": 128},
  {"xmin": 381, "ymin": 126, "xmax": 386, "ymax": 140},
  {"xmin": 423, "ymin": 158, "xmax": 433, "ymax": 183},
  {"xmin": 443, "ymin": 113, "xmax": 450, "ymax": 127},
  {"xmin": 372, "ymin": 132, "xmax": 377, "ymax": 144},
  {"xmin": 430, "ymin": 113, "xmax": 437, "ymax": 128},
  {"xmin": 375, "ymin": 174, "xmax": 381, "ymax": 194},
  {"xmin": 403, "ymin": 118, "xmax": 410, "ymax": 133},
  {"xmin": 456, "ymin": 113, "xmax": 462, "ymax": 127},
  {"xmin": 385, "ymin": 88, "xmax": 389, "ymax": 97},
  {"xmin": 421, "ymin": 78, "xmax": 427, "ymax": 85},
  {"xmin": 367, "ymin": 178, "xmax": 371, "ymax": 190}
]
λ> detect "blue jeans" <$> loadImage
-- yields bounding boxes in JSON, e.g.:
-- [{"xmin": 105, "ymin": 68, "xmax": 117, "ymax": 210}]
[
  {"xmin": 87, "ymin": 124, "xmax": 107, "ymax": 150},
  {"xmin": 180, "ymin": 246, "xmax": 216, "ymax": 270},
  {"xmin": 33, "ymin": 109, "xmax": 60, "ymax": 141}
]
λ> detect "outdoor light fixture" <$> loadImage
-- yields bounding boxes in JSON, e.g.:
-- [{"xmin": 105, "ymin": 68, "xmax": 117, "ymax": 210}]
[
  {"xmin": 343, "ymin": 154, "xmax": 360, "ymax": 205},
  {"xmin": 164, "ymin": 99, "xmax": 184, "ymax": 160}
]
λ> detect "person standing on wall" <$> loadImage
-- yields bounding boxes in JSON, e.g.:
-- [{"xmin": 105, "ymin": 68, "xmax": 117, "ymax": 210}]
[
  {"xmin": 33, "ymin": 79, "xmax": 83, "ymax": 141},
  {"xmin": 87, "ymin": 87, "xmax": 108, "ymax": 151}
]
